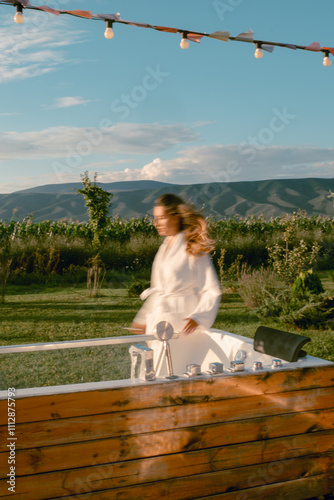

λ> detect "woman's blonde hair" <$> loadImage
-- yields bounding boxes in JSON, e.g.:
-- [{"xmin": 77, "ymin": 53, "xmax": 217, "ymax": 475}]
[{"xmin": 154, "ymin": 193, "xmax": 215, "ymax": 256}]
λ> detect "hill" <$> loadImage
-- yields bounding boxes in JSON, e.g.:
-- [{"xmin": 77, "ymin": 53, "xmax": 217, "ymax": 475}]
[
  {"xmin": 0, "ymin": 178, "xmax": 333, "ymax": 221},
  {"xmin": 13, "ymin": 180, "xmax": 172, "ymax": 194}
]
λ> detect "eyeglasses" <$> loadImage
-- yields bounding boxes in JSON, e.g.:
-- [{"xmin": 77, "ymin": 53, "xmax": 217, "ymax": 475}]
[{"xmin": 153, "ymin": 215, "xmax": 168, "ymax": 222}]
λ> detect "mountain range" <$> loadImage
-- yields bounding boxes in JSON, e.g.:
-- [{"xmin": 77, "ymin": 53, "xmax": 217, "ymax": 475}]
[{"xmin": 0, "ymin": 178, "xmax": 333, "ymax": 221}]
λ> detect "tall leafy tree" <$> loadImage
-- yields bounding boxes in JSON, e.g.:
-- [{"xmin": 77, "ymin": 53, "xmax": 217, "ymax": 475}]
[
  {"xmin": 76, "ymin": 171, "xmax": 113, "ymax": 250},
  {"xmin": 76, "ymin": 172, "xmax": 113, "ymax": 296}
]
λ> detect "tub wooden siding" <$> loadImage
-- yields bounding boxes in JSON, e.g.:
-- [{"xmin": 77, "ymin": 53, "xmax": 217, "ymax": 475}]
[{"xmin": 0, "ymin": 364, "xmax": 334, "ymax": 499}]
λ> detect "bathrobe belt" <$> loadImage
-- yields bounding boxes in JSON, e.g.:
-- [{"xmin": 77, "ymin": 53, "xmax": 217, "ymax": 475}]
[{"xmin": 140, "ymin": 287, "xmax": 196, "ymax": 301}]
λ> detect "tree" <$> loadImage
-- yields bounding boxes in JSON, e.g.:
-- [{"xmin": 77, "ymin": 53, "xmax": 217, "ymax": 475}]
[
  {"xmin": 76, "ymin": 171, "xmax": 113, "ymax": 250},
  {"xmin": 76, "ymin": 172, "xmax": 113, "ymax": 296}
]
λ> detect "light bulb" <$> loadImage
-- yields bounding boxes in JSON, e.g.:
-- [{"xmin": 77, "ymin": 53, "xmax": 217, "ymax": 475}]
[
  {"xmin": 180, "ymin": 38, "xmax": 189, "ymax": 49},
  {"xmin": 14, "ymin": 11, "xmax": 24, "ymax": 24},
  {"xmin": 254, "ymin": 47, "xmax": 263, "ymax": 59},
  {"xmin": 104, "ymin": 20, "xmax": 114, "ymax": 39},
  {"xmin": 323, "ymin": 55, "xmax": 331, "ymax": 67},
  {"xmin": 104, "ymin": 27, "xmax": 114, "ymax": 39}
]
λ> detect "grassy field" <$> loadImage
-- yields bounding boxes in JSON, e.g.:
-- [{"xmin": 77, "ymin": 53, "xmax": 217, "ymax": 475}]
[{"xmin": 0, "ymin": 276, "xmax": 333, "ymax": 390}]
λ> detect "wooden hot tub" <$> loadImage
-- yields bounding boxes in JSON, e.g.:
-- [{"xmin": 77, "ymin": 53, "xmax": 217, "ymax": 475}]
[{"xmin": 0, "ymin": 328, "xmax": 333, "ymax": 499}]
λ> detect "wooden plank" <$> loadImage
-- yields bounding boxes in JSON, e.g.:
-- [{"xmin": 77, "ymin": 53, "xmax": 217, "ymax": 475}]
[
  {"xmin": 1, "ymin": 386, "xmax": 333, "ymax": 452},
  {"xmin": 1, "ymin": 409, "xmax": 333, "ymax": 476},
  {"xmin": 7, "ymin": 454, "xmax": 332, "ymax": 500},
  {"xmin": 70, "ymin": 454, "xmax": 334, "ymax": 500},
  {"xmin": 0, "ymin": 431, "xmax": 333, "ymax": 499},
  {"xmin": 198, "ymin": 473, "xmax": 334, "ymax": 500},
  {"xmin": 45, "ymin": 474, "xmax": 334, "ymax": 500},
  {"xmin": 1, "ymin": 365, "xmax": 333, "ymax": 425}
]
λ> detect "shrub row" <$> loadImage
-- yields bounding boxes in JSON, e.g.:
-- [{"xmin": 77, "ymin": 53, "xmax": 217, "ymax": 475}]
[
  {"xmin": 1, "ymin": 212, "xmax": 334, "ymax": 285},
  {"xmin": 1, "ymin": 211, "xmax": 334, "ymax": 241}
]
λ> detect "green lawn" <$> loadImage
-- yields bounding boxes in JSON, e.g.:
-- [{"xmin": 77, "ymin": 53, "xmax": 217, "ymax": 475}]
[
  {"xmin": 0, "ymin": 279, "xmax": 333, "ymax": 390},
  {"xmin": 0, "ymin": 286, "xmax": 142, "ymax": 389}
]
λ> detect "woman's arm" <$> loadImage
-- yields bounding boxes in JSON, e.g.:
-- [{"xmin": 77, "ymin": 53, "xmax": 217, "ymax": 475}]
[{"xmin": 128, "ymin": 322, "xmax": 146, "ymax": 334}]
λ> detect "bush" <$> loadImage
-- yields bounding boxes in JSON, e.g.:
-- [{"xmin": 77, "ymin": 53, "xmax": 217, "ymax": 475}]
[
  {"xmin": 237, "ymin": 265, "xmax": 333, "ymax": 329},
  {"xmin": 280, "ymin": 296, "xmax": 334, "ymax": 329},
  {"xmin": 267, "ymin": 239, "xmax": 322, "ymax": 283},
  {"xmin": 100, "ymin": 235, "xmax": 159, "ymax": 271},
  {"xmin": 214, "ymin": 236, "xmax": 268, "ymax": 269},
  {"xmin": 292, "ymin": 270, "xmax": 324, "ymax": 298},
  {"xmin": 127, "ymin": 279, "xmax": 150, "ymax": 298},
  {"xmin": 237, "ymin": 265, "xmax": 306, "ymax": 324},
  {"xmin": 237, "ymin": 266, "xmax": 288, "ymax": 309}
]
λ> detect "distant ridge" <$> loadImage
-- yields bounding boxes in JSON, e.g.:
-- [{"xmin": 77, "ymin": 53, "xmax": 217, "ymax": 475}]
[
  {"xmin": 13, "ymin": 180, "xmax": 172, "ymax": 194},
  {"xmin": 1, "ymin": 178, "xmax": 333, "ymax": 221}
]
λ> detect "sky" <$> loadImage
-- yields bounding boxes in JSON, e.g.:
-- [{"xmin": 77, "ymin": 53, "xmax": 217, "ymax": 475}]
[{"xmin": 0, "ymin": 0, "xmax": 333, "ymax": 193}]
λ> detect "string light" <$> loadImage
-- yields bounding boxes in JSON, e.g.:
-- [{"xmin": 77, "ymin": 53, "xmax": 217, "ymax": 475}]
[
  {"xmin": 14, "ymin": 3, "xmax": 24, "ymax": 24},
  {"xmin": 254, "ymin": 42, "xmax": 263, "ymax": 59},
  {"xmin": 1, "ymin": 1, "xmax": 332, "ymax": 68},
  {"xmin": 323, "ymin": 50, "xmax": 332, "ymax": 67},
  {"xmin": 180, "ymin": 32, "xmax": 189, "ymax": 49},
  {"xmin": 104, "ymin": 20, "xmax": 114, "ymax": 39}
]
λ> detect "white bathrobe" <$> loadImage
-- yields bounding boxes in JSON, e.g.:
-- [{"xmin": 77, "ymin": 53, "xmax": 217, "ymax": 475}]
[{"xmin": 134, "ymin": 232, "xmax": 222, "ymax": 376}]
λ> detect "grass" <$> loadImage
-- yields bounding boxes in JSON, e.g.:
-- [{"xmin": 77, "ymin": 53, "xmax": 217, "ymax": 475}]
[
  {"xmin": 0, "ymin": 276, "xmax": 333, "ymax": 390},
  {"xmin": 0, "ymin": 286, "xmax": 142, "ymax": 389}
]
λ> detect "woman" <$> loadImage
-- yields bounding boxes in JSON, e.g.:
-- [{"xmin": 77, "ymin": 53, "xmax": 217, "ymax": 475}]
[{"xmin": 131, "ymin": 193, "xmax": 222, "ymax": 375}]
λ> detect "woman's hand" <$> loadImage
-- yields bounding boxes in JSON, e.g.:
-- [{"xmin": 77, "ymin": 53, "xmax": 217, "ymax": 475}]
[
  {"xmin": 182, "ymin": 318, "xmax": 199, "ymax": 335},
  {"xmin": 129, "ymin": 323, "xmax": 146, "ymax": 334}
]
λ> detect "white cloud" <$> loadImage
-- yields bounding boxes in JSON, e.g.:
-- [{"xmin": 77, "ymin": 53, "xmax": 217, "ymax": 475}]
[
  {"xmin": 51, "ymin": 96, "xmax": 91, "ymax": 108},
  {"xmin": 0, "ymin": 123, "xmax": 200, "ymax": 159},
  {"xmin": 0, "ymin": 14, "xmax": 85, "ymax": 83},
  {"xmin": 0, "ymin": 122, "xmax": 333, "ymax": 190},
  {"xmin": 1, "ymin": 143, "xmax": 334, "ymax": 193},
  {"xmin": 97, "ymin": 144, "xmax": 334, "ymax": 184}
]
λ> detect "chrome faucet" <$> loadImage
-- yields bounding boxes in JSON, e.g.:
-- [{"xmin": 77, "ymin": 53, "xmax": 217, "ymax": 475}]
[{"xmin": 129, "ymin": 344, "xmax": 156, "ymax": 381}]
